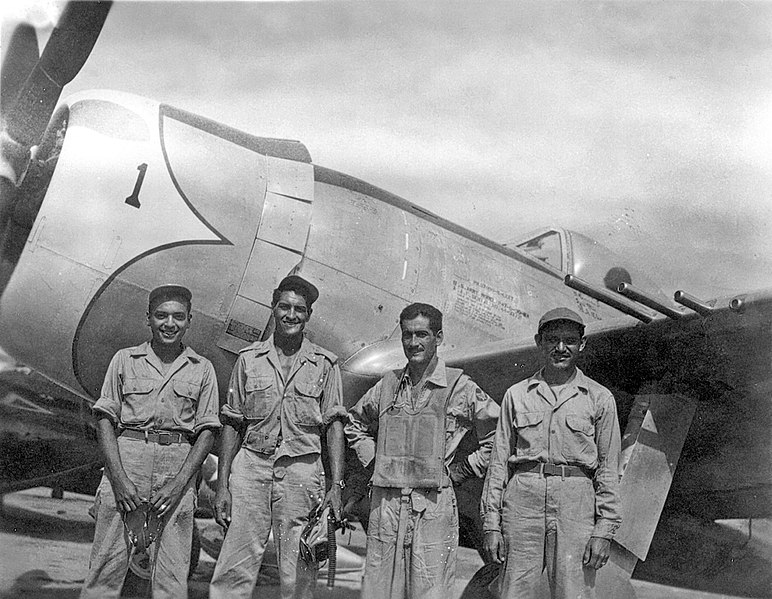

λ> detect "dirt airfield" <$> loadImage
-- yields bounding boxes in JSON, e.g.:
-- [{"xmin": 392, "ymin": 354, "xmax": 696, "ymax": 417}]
[{"xmin": 0, "ymin": 488, "xmax": 765, "ymax": 599}]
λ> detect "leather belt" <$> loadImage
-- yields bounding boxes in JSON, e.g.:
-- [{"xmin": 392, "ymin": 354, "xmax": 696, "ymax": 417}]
[
  {"xmin": 120, "ymin": 428, "xmax": 189, "ymax": 445},
  {"xmin": 511, "ymin": 462, "xmax": 591, "ymax": 478}
]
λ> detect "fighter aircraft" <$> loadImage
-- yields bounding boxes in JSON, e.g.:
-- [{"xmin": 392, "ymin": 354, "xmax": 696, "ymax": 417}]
[{"xmin": 0, "ymin": 3, "xmax": 770, "ymax": 597}]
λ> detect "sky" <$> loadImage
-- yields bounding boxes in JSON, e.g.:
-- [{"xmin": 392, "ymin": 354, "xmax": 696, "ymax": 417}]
[{"xmin": 3, "ymin": 0, "xmax": 772, "ymax": 299}]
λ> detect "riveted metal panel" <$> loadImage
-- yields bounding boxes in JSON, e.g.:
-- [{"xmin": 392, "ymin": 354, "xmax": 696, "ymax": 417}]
[
  {"xmin": 292, "ymin": 259, "xmax": 405, "ymax": 358},
  {"xmin": 258, "ymin": 191, "xmax": 313, "ymax": 252},
  {"xmin": 219, "ymin": 151, "xmax": 315, "ymax": 354},
  {"xmin": 217, "ymin": 295, "xmax": 272, "ymax": 354},
  {"xmin": 305, "ymin": 181, "xmax": 418, "ymax": 297},
  {"xmin": 265, "ymin": 156, "xmax": 314, "ymax": 201},
  {"xmin": 237, "ymin": 240, "xmax": 302, "ymax": 306}
]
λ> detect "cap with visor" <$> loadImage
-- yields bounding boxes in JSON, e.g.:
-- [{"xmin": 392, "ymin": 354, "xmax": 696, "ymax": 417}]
[{"xmin": 537, "ymin": 307, "xmax": 585, "ymax": 332}]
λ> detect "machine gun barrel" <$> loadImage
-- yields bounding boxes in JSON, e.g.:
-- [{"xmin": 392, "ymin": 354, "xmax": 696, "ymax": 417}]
[
  {"xmin": 564, "ymin": 275, "xmax": 654, "ymax": 323},
  {"xmin": 674, "ymin": 291, "xmax": 715, "ymax": 316},
  {"xmin": 617, "ymin": 282, "xmax": 687, "ymax": 320}
]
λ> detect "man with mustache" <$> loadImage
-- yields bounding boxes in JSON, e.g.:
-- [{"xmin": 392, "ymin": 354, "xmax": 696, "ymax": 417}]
[
  {"xmin": 210, "ymin": 275, "xmax": 345, "ymax": 599},
  {"xmin": 82, "ymin": 285, "xmax": 221, "ymax": 598},
  {"xmin": 346, "ymin": 302, "xmax": 500, "ymax": 599},
  {"xmin": 481, "ymin": 307, "xmax": 622, "ymax": 599}
]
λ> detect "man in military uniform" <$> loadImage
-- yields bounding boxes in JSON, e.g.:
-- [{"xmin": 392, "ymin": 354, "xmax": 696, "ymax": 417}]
[
  {"xmin": 81, "ymin": 285, "xmax": 221, "ymax": 599},
  {"xmin": 210, "ymin": 275, "xmax": 346, "ymax": 599},
  {"xmin": 481, "ymin": 307, "xmax": 622, "ymax": 599},
  {"xmin": 346, "ymin": 302, "xmax": 499, "ymax": 599}
]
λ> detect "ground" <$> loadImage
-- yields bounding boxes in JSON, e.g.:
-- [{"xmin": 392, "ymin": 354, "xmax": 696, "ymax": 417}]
[{"xmin": 0, "ymin": 488, "xmax": 766, "ymax": 599}]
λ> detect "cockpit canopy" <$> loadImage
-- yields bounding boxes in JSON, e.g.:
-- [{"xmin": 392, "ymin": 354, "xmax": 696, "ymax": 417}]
[{"xmin": 507, "ymin": 227, "xmax": 670, "ymax": 304}]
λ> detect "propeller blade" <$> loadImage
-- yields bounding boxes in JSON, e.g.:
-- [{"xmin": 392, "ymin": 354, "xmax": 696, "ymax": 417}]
[
  {"xmin": 0, "ymin": 1, "xmax": 111, "ymax": 293},
  {"xmin": 1, "ymin": 23, "xmax": 40, "ymax": 115},
  {"xmin": 5, "ymin": 0, "xmax": 112, "ymax": 148}
]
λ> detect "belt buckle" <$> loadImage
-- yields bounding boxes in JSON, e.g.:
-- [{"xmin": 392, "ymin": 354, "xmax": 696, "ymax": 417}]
[{"xmin": 157, "ymin": 431, "xmax": 173, "ymax": 445}]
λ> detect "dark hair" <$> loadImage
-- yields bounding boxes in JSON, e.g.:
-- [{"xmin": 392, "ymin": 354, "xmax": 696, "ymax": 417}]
[
  {"xmin": 399, "ymin": 303, "xmax": 443, "ymax": 333},
  {"xmin": 272, "ymin": 283, "xmax": 314, "ymax": 308}
]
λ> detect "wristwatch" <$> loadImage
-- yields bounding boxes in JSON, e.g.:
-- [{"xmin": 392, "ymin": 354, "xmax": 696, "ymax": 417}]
[{"xmin": 334, "ymin": 479, "xmax": 346, "ymax": 490}]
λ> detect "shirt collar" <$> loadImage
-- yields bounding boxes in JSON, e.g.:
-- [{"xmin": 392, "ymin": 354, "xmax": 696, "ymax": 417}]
[
  {"xmin": 401, "ymin": 356, "xmax": 448, "ymax": 388},
  {"xmin": 129, "ymin": 341, "xmax": 151, "ymax": 357},
  {"xmin": 527, "ymin": 367, "xmax": 588, "ymax": 393},
  {"xmin": 298, "ymin": 336, "xmax": 320, "ymax": 364},
  {"xmin": 129, "ymin": 341, "xmax": 200, "ymax": 363},
  {"xmin": 245, "ymin": 338, "xmax": 272, "ymax": 357},
  {"xmin": 258, "ymin": 334, "xmax": 318, "ymax": 364}
]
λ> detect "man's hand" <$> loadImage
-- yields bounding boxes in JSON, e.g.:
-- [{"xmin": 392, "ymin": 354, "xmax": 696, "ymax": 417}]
[
  {"xmin": 482, "ymin": 530, "xmax": 505, "ymax": 564},
  {"xmin": 150, "ymin": 478, "xmax": 186, "ymax": 519},
  {"xmin": 111, "ymin": 475, "xmax": 143, "ymax": 513},
  {"xmin": 582, "ymin": 536, "xmax": 611, "ymax": 569},
  {"xmin": 214, "ymin": 487, "xmax": 232, "ymax": 530},
  {"xmin": 321, "ymin": 486, "xmax": 343, "ymax": 522},
  {"xmin": 448, "ymin": 460, "xmax": 476, "ymax": 487}
]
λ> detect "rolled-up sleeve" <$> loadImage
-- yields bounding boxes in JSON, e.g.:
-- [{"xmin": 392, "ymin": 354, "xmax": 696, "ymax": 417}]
[
  {"xmin": 92, "ymin": 352, "xmax": 123, "ymax": 425},
  {"xmin": 194, "ymin": 361, "xmax": 222, "ymax": 434},
  {"xmin": 592, "ymin": 391, "xmax": 622, "ymax": 539},
  {"xmin": 481, "ymin": 388, "xmax": 516, "ymax": 533},
  {"xmin": 464, "ymin": 382, "xmax": 500, "ymax": 478},
  {"xmin": 345, "ymin": 382, "xmax": 382, "ymax": 469},
  {"xmin": 321, "ymin": 361, "xmax": 347, "ymax": 426},
  {"xmin": 219, "ymin": 354, "xmax": 248, "ymax": 426}
]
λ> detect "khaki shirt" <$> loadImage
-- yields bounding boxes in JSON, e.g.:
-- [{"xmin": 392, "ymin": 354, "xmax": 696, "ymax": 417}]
[
  {"xmin": 220, "ymin": 336, "xmax": 345, "ymax": 458},
  {"xmin": 481, "ymin": 367, "xmax": 622, "ymax": 538},
  {"xmin": 92, "ymin": 341, "xmax": 221, "ymax": 436},
  {"xmin": 346, "ymin": 357, "xmax": 500, "ymax": 478}
]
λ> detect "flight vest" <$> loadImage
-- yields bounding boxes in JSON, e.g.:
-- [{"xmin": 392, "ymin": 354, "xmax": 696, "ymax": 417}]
[{"xmin": 371, "ymin": 367, "xmax": 463, "ymax": 489}]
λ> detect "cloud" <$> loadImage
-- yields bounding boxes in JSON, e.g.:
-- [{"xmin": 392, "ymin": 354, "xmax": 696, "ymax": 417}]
[{"xmin": 37, "ymin": 1, "xmax": 772, "ymax": 298}]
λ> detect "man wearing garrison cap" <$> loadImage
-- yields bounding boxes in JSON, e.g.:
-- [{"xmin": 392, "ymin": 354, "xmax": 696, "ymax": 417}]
[
  {"xmin": 82, "ymin": 285, "xmax": 221, "ymax": 598},
  {"xmin": 481, "ymin": 307, "xmax": 622, "ymax": 599},
  {"xmin": 210, "ymin": 275, "xmax": 346, "ymax": 599}
]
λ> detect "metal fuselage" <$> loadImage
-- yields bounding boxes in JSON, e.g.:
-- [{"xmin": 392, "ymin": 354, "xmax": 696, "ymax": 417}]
[
  {"xmin": 0, "ymin": 90, "xmax": 620, "ymax": 404},
  {"xmin": 0, "ymin": 91, "xmax": 769, "ymax": 528}
]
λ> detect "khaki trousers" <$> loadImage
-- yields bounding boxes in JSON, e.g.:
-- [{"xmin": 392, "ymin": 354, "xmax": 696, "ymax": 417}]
[
  {"xmin": 362, "ymin": 486, "xmax": 458, "ymax": 599},
  {"xmin": 80, "ymin": 436, "xmax": 196, "ymax": 599},
  {"xmin": 499, "ymin": 473, "xmax": 597, "ymax": 599},
  {"xmin": 209, "ymin": 449, "xmax": 325, "ymax": 599}
]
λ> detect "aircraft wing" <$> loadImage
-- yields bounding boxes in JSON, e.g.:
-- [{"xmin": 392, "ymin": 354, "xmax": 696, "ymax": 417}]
[
  {"xmin": 444, "ymin": 284, "xmax": 772, "ymax": 522},
  {"xmin": 443, "ymin": 313, "xmax": 645, "ymax": 401},
  {"xmin": 0, "ymin": 360, "xmax": 101, "ymax": 494}
]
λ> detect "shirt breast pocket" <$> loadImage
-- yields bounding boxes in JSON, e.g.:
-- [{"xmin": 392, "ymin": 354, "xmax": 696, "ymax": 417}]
[
  {"xmin": 172, "ymin": 380, "xmax": 199, "ymax": 428},
  {"xmin": 121, "ymin": 378, "xmax": 156, "ymax": 425},
  {"xmin": 564, "ymin": 414, "xmax": 596, "ymax": 462},
  {"xmin": 514, "ymin": 411, "xmax": 545, "ymax": 457},
  {"xmin": 291, "ymin": 382, "xmax": 323, "ymax": 427},
  {"xmin": 244, "ymin": 376, "xmax": 273, "ymax": 420}
]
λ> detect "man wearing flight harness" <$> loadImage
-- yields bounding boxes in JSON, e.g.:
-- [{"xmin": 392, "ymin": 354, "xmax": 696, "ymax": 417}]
[
  {"xmin": 81, "ymin": 285, "xmax": 220, "ymax": 598},
  {"xmin": 346, "ymin": 302, "xmax": 500, "ymax": 599}
]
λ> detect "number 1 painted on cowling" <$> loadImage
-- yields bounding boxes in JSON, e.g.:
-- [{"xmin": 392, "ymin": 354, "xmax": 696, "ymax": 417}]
[{"xmin": 125, "ymin": 163, "xmax": 148, "ymax": 208}]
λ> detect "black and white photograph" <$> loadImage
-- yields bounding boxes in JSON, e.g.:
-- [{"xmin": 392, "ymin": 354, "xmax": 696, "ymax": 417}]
[{"xmin": 1, "ymin": 1, "xmax": 770, "ymax": 598}]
